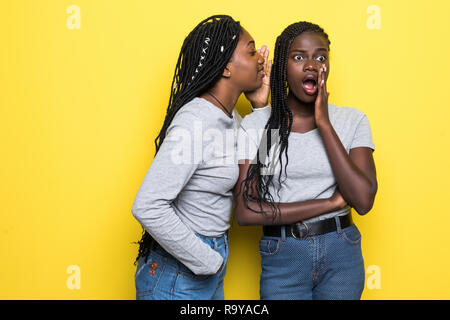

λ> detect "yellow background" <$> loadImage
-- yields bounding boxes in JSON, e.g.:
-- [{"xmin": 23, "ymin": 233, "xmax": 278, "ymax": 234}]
[{"xmin": 1, "ymin": 0, "xmax": 449, "ymax": 299}]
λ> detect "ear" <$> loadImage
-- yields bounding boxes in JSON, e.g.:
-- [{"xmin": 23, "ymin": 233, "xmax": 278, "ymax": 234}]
[{"xmin": 222, "ymin": 62, "xmax": 232, "ymax": 78}]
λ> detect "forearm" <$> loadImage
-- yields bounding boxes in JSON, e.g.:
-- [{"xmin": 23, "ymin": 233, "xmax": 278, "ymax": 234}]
[
  {"xmin": 132, "ymin": 202, "xmax": 223, "ymax": 275},
  {"xmin": 317, "ymin": 121, "xmax": 375, "ymax": 212},
  {"xmin": 235, "ymin": 196, "xmax": 341, "ymax": 226}
]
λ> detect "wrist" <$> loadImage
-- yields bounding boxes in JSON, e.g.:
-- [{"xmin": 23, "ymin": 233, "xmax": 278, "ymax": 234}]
[
  {"xmin": 327, "ymin": 197, "xmax": 341, "ymax": 212},
  {"xmin": 326, "ymin": 197, "xmax": 336, "ymax": 211},
  {"xmin": 316, "ymin": 117, "xmax": 332, "ymax": 130}
]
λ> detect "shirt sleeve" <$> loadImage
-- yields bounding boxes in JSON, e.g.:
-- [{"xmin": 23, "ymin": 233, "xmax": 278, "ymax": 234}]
[
  {"xmin": 131, "ymin": 112, "xmax": 223, "ymax": 275},
  {"xmin": 250, "ymin": 102, "xmax": 271, "ymax": 112},
  {"xmin": 237, "ymin": 125, "xmax": 260, "ymax": 163},
  {"xmin": 350, "ymin": 113, "xmax": 375, "ymax": 152}
]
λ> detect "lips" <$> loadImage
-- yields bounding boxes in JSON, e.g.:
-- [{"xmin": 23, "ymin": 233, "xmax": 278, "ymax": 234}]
[
  {"xmin": 301, "ymin": 74, "xmax": 318, "ymax": 95},
  {"xmin": 258, "ymin": 67, "xmax": 265, "ymax": 77}
]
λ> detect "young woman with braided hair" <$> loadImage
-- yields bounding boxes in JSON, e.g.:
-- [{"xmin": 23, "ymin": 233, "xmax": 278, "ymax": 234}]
[
  {"xmin": 131, "ymin": 15, "xmax": 272, "ymax": 300},
  {"xmin": 234, "ymin": 21, "xmax": 377, "ymax": 299}
]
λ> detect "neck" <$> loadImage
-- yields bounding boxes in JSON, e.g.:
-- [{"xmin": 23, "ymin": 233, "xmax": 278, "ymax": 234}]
[
  {"xmin": 287, "ymin": 91, "xmax": 315, "ymax": 118},
  {"xmin": 199, "ymin": 81, "xmax": 240, "ymax": 117}
]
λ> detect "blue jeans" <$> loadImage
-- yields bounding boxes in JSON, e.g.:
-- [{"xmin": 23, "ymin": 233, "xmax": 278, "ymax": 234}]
[
  {"xmin": 134, "ymin": 231, "xmax": 229, "ymax": 300},
  {"xmin": 259, "ymin": 216, "xmax": 365, "ymax": 300}
]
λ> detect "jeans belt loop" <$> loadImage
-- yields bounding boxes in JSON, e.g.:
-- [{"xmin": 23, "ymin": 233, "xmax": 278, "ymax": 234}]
[
  {"xmin": 213, "ymin": 236, "xmax": 218, "ymax": 250},
  {"xmin": 335, "ymin": 216, "xmax": 343, "ymax": 234},
  {"xmin": 281, "ymin": 225, "xmax": 287, "ymax": 242}
]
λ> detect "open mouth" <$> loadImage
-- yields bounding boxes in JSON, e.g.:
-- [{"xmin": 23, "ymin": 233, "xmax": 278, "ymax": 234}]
[{"xmin": 302, "ymin": 75, "xmax": 318, "ymax": 95}]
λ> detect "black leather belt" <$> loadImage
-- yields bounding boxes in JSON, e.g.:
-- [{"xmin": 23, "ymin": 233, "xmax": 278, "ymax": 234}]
[{"xmin": 263, "ymin": 214, "xmax": 353, "ymax": 240}]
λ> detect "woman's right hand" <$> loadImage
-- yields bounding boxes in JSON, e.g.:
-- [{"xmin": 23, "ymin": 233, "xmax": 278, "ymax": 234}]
[
  {"xmin": 244, "ymin": 44, "xmax": 272, "ymax": 109},
  {"xmin": 330, "ymin": 187, "xmax": 348, "ymax": 210}
]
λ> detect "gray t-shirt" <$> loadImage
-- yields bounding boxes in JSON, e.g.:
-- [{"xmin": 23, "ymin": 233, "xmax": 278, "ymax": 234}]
[
  {"xmin": 237, "ymin": 102, "xmax": 375, "ymax": 223},
  {"xmin": 132, "ymin": 97, "xmax": 241, "ymax": 275}
]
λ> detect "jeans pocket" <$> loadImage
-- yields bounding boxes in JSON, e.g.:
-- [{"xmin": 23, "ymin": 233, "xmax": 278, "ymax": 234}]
[
  {"xmin": 135, "ymin": 251, "xmax": 165, "ymax": 297},
  {"xmin": 179, "ymin": 265, "xmax": 216, "ymax": 280},
  {"xmin": 259, "ymin": 236, "xmax": 281, "ymax": 256},
  {"xmin": 341, "ymin": 224, "xmax": 362, "ymax": 245},
  {"xmin": 178, "ymin": 245, "xmax": 225, "ymax": 280}
]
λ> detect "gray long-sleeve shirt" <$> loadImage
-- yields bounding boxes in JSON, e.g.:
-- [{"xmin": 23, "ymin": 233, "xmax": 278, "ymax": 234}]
[{"xmin": 132, "ymin": 97, "xmax": 241, "ymax": 275}]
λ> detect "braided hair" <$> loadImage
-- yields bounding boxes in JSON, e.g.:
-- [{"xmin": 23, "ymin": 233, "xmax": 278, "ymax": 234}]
[
  {"xmin": 133, "ymin": 15, "xmax": 242, "ymax": 266},
  {"xmin": 239, "ymin": 21, "xmax": 331, "ymax": 222}
]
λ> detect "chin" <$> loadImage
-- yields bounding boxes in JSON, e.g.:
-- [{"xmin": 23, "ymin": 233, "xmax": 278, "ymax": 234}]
[
  {"xmin": 292, "ymin": 90, "xmax": 316, "ymax": 104},
  {"xmin": 303, "ymin": 95, "xmax": 316, "ymax": 103}
]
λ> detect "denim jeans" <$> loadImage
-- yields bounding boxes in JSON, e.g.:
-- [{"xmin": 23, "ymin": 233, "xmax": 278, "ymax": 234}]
[
  {"xmin": 259, "ymin": 216, "xmax": 365, "ymax": 300},
  {"xmin": 134, "ymin": 231, "xmax": 229, "ymax": 300}
]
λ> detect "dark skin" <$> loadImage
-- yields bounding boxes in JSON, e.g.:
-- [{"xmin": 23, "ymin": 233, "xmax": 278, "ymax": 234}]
[
  {"xmin": 233, "ymin": 32, "xmax": 377, "ymax": 226},
  {"xmin": 196, "ymin": 27, "xmax": 271, "ymax": 272},
  {"xmin": 199, "ymin": 27, "xmax": 272, "ymax": 116}
]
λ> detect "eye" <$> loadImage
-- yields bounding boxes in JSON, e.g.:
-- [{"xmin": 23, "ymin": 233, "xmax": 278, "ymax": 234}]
[
  {"xmin": 316, "ymin": 55, "xmax": 327, "ymax": 62},
  {"xmin": 250, "ymin": 50, "xmax": 257, "ymax": 56},
  {"xmin": 294, "ymin": 55, "xmax": 304, "ymax": 61}
]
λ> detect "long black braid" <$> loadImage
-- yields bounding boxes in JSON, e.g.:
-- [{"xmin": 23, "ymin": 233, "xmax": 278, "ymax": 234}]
[
  {"xmin": 239, "ymin": 21, "xmax": 331, "ymax": 222},
  {"xmin": 132, "ymin": 15, "xmax": 242, "ymax": 266}
]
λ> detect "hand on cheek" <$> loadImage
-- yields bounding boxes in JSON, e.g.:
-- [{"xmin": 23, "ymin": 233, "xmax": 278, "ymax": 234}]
[{"xmin": 314, "ymin": 63, "xmax": 330, "ymax": 125}]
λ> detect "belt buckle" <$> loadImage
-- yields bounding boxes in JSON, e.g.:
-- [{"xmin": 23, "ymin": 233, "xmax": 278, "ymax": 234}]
[{"xmin": 291, "ymin": 221, "xmax": 309, "ymax": 240}]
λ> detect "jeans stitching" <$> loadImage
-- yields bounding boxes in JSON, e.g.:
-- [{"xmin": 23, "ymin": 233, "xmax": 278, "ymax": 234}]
[
  {"xmin": 312, "ymin": 236, "xmax": 318, "ymax": 283},
  {"xmin": 136, "ymin": 254, "xmax": 166, "ymax": 297},
  {"xmin": 135, "ymin": 260, "xmax": 146, "ymax": 280},
  {"xmin": 320, "ymin": 234, "xmax": 326, "ymax": 275},
  {"xmin": 342, "ymin": 225, "xmax": 361, "ymax": 245},
  {"xmin": 259, "ymin": 238, "xmax": 281, "ymax": 256}
]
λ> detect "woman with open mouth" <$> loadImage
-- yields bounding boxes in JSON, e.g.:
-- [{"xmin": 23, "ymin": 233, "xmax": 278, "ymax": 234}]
[{"xmin": 234, "ymin": 21, "xmax": 377, "ymax": 300}]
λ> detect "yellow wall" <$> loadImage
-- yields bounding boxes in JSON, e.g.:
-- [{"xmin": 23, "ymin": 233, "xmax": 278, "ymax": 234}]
[{"xmin": 1, "ymin": 0, "xmax": 449, "ymax": 299}]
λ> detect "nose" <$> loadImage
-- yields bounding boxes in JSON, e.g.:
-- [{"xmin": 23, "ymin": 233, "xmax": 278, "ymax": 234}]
[{"xmin": 303, "ymin": 58, "xmax": 317, "ymax": 72}]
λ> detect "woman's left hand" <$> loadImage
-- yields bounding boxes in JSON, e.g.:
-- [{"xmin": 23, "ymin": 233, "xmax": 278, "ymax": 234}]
[
  {"xmin": 315, "ymin": 63, "xmax": 331, "ymax": 126},
  {"xmin": 244, "ymin": 44, "xmax": 272, "ymax": 109}
]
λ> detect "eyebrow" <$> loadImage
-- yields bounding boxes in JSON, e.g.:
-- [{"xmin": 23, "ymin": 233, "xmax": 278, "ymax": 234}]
[
  {"xmin": 246, "ymin": 40, "xmax": 255, "ymax": 47},
  {"xmin": 290, "ymin": 48, "xmax": 328, "ymax": 53}
]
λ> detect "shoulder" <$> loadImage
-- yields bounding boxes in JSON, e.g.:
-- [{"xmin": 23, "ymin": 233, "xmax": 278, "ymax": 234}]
[
  {"xmin": 329, "ymin": 102, "xmax": 368, "ymax": 126},
  {"xmin": 173, "ymin": 97, "xmax": 208, "ymax": 121},
  {"xmin": 169, "ymin": 97, "xmax": 213, "ymax": 131},
  {"xmin": 240, "ymin": 106, "xmax": 271, "ymax": 131}
]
